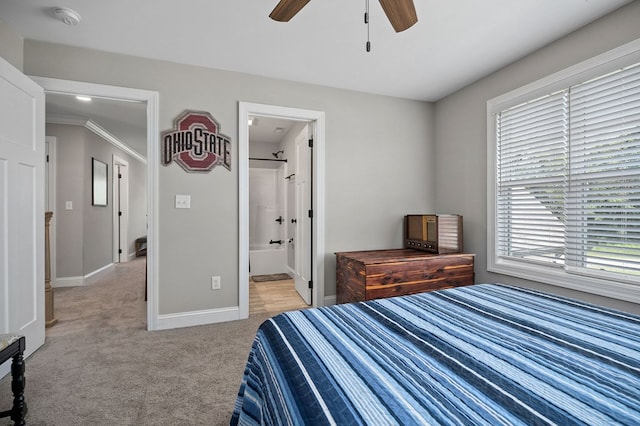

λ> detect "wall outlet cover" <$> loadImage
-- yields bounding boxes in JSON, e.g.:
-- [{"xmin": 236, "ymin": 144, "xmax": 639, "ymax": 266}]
[
  {"xmin": 211, "ymin": 276, "xmax": 221, "ymax": 290},
  {"xmin": 175, "ymin": 194, "xmax": 191, "ymax": 209}
]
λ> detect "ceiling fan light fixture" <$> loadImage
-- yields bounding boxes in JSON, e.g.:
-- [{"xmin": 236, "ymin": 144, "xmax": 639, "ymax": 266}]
[{"xmin": 53, "ymin": 7, "xmax": 81, "ymax": 26}]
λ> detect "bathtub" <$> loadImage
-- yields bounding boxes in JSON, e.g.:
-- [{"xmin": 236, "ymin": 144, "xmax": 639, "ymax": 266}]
[{"xmin": 249, "ymin": 245, "xmax": 287, "ymax": 276}]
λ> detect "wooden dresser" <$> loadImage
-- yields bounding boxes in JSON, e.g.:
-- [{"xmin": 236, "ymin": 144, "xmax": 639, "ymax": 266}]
[{"xmin": 336, "ymin": 249, "xmax": 474, "ymax": 304}]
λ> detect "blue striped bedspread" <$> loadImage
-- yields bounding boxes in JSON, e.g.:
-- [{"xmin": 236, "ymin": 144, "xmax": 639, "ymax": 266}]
[{"xmin": 231, "ymin": 283, "xmax": 640, "ymax": 425}]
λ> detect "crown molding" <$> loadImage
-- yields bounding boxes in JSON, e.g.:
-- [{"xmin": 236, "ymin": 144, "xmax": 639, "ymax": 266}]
[{"xmin": 46, "ymin": 113, "xmax": 147, "ymax": 164}]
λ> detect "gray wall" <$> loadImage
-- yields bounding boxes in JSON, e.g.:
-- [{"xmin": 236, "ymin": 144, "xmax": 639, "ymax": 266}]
[
  {"xmin": 47, "ymin": 123, "xmax": 147, "ymax": 279},
  {"xmin": 24, "ymin": 42, "xmax": 434, "ymax": 314},
  {"xmin": 50, "ymin": 124, "xmax": 85, "ymax": 278},
  {"xmin": 434, "ymin": 1, "xmax": 640, "ymax": 314},
  {"xmin": 0, "ymin": 19, "xmax": 23, "ymax": 71},
  {"xmin": 84, "ymin": 130, "xmax": 116, "ymax": 274},
  {"xmin": 249, "ymin": 141, "xmax": 282, "ymax": 169},
  {"xmin": 128, "ymin": 154, "xmax": 148, "ymax": 254},
  {"xmin": 18, "ymin": 2, "xmax": 640, "ymax": 317}
]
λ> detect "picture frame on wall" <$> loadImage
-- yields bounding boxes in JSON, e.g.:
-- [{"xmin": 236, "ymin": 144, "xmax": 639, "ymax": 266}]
[{"xmin": 92, "ymin": 157, "xmax": 108, "ymax": 206}]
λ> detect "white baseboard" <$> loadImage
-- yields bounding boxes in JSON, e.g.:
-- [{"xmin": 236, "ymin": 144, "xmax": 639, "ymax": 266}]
[
  {"xmin": 156, "ymin": 306, "xmax": 241, "ymax": 330},
  {"xmin": 53, "ymin": 276, "xmax": 84, "ymax": 287},
  {"xmin": 53, "ymin": 263, "xmax": 115, "ymax": 287},
  {"xmin": 155, "ymin": 297, "xmax": 339, "ymax": 330}
]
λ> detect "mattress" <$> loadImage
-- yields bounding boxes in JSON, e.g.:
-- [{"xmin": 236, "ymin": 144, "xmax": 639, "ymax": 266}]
[{"xmin": 231, "ymin": 283, "xmax": 640, "ymax": 425}]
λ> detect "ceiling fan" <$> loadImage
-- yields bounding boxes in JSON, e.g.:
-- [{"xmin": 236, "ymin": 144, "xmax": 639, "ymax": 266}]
[{"xmin": 269, "ymin": 0, "xmax": 418, "ymax": 33}]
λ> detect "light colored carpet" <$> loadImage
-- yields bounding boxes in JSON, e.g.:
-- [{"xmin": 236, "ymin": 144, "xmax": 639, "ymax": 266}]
[{"xmin": 0, "ymin": 258, "xmax": 306, "ymax": 425}]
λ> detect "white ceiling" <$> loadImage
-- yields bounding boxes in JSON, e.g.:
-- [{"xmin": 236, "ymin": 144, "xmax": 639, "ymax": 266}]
[
  {"xmin": 249, "ymin": 116, "xmax": 298, "ymax": 145},
  {"xmin": 0, "ymin": 0, "xmax": 633, "ymax": 101},
  {"xmin": 0, "ymin": 0, "xmax": 633, "ymax": 154},
  {"xmin": 45, "ymin": 93, "xmax": 148, "ymax": 155}
]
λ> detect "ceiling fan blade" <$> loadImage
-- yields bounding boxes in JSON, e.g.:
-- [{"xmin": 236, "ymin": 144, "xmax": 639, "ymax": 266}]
[
  {"xmin": 378, "ymin": 0, "xmax": 418, "ymax": 32},
  {"xmin": 269, "ymin": 0, "xmax": 311, "ymax": 22}
]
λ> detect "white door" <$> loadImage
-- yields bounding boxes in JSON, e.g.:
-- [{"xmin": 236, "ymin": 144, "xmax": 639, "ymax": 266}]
[
  {"xmin": 112, "ymin": 156, "xmax": 130, "ymax": 263},
  {"xmin": 294, "ymin": 126, "xmax": 311, "ymax": 304},
  {"xmin": 0, "ymin": 57, "xmax": 45, "ymax": 367},
  {"xmin": 114, "ymin": 164, "xmax": 121, "ymax": 261},
  {"xmin": 286, "ymin": 177, "xmax": 295, "ymax": 270}
]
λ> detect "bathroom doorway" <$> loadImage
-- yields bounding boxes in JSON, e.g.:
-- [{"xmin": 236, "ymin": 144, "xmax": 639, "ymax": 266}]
[
  {"xmin": 248, "ymin": 116, "xmax": 308, "ymax": 313},
  {"xmin": 239, "ymin": 102, "xmax": 326, "ymax": 319}
]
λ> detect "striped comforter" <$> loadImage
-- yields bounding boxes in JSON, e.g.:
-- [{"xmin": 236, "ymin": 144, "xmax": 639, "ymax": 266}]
[{"xmin": 231, "ymin": 284, "xmax": 640, "ymax": 425}]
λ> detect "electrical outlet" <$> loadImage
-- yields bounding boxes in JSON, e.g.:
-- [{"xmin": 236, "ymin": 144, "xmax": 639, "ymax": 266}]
[{"xmin": 211, "ymin": 276, "xmax": 221, "ymax": 290}]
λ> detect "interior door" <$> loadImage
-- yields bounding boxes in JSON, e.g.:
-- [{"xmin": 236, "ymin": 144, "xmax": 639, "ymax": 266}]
[
  {"xmin": 294, "ymin": 126, "xmax": 311, "ymax": 304},
  {"xmin": 286, "ymin": 177, "xmax": 295, "ymax": 271},
  {"xmin": 114, "ymin": 163, "xmax": 122, "ymax": 262},
  {"xmin": 0, "ymin": 57, "xmax": 46, "ymax": 369},
  {"xmin": 112, "ymin": 156, "xmax": 130, "ymax": 263}
]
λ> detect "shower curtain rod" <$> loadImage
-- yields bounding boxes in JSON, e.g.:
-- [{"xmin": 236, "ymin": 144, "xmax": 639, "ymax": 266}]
[{"xmin": 249, "ymin": 157, "xmax": 288, "ymax": 162}]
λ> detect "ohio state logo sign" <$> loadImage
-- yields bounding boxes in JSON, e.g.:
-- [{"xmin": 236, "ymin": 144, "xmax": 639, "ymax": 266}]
[{"xmin": 162, "ymin": 110, "xmax": 231, "ymax": 172}]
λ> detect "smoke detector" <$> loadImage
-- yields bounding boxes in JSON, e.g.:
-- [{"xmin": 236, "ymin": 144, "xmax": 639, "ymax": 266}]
[{"xmin": 53, "ymin": 7, "xmax": 81, "ymax": 26}]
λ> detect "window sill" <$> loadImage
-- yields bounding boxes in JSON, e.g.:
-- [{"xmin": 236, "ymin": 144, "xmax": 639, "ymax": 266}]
[{"xmin": 488, "ymin": 258, "xmax": 640, "ymax": 305}]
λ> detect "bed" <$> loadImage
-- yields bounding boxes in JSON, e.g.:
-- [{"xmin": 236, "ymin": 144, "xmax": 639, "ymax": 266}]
[{"xmin": 231, "ymin": 283, "xmax": 640, "ymax": 425}]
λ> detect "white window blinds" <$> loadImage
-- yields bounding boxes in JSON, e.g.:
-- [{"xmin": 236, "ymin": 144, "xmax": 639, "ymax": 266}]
[{"xmin": 495, "ymin": 62, "xmax": 640, "ymax": 281}]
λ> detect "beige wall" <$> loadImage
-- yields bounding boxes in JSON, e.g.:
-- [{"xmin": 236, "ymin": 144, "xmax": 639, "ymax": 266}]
[
  {"xmin": 25, "ymin": 42, "xmax": 435, "ymax": 314},
  {"xmin": 434, "ymin": 1, "xmax": 640, "ymax": 314}
]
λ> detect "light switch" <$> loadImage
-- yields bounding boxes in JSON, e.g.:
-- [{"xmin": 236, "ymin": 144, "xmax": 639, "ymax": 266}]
[
  {"xmin": 175, "ymin": 194, "xmax": 191, "ymax": 209},
  {"xmin": 65, "ymin": 201, "xmax": 73, "ymax": 210}
]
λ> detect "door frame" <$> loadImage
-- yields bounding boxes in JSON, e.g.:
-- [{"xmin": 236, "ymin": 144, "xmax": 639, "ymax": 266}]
[
  {"xmin": 45, "ymin": 136, "xmax": 57, "ymax": 286},
  {"xmin": 31, "ymin": 76, "xmax": 160, "ymax": 330},
  {"xmin": 238, "ymin": 102, "xmax": 325, "ymax": 319}
]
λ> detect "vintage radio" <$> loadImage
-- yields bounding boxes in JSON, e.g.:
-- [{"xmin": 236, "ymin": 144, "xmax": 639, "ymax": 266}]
[{"xmin": 404, "ymin": 214, "xmax": 463, "ymax": 254}]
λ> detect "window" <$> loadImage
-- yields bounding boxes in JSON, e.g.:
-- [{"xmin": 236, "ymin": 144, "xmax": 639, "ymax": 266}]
[{"xmin": 488, "ymin": 39, "xmax": 640, "ymax": 301}]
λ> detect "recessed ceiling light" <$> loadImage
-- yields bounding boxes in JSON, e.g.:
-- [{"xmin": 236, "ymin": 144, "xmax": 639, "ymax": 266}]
[
  {"xmin": 76, "ymin": 95, "xmax": 92, "ymax": 102},
  {"xmin": 274, "ymin": 127, "xmax": 285, "ymax": 133},
  {"xmin": 53, "ymin": 7, "xmax": 81, "ymax": 26}
]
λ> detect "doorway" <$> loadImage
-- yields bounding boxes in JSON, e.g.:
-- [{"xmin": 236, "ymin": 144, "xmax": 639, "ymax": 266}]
[
  {"xmin": 31, "ymin": 76, "xmax": 161, "ymax": 330},
  {"xmin": 248, "ymin": 118, "xmax": 308, "ymax": 313},
  {"xmin": 239, "ymin": 102, "xmax": 325, "ymax": 319}
]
